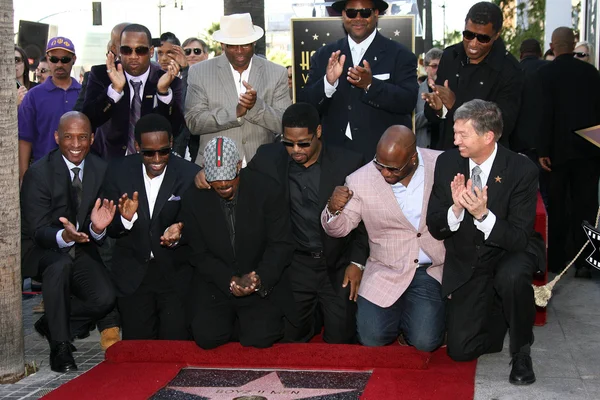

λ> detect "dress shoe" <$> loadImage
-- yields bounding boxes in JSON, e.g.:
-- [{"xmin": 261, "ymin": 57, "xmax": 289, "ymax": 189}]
[
  {"xmin": 575, "ymin": 266, "xmax": 592, "ymax": 279},
  {"xmin": 509, "ymin": 352, "xmax": 536, "ymax": 385},
  {"xmin": 35, "ymin": 315, "xmax": 77, "ymax": 352},
  {"xmin": 50, "ymin": 341, "xmax": 77, "ymax": 373},
  {"xmin": 100, "ymin": 327, "xmax": 121, "ymax": 351}
]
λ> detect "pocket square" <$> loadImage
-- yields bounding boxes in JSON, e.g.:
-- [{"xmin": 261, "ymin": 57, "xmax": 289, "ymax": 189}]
[
  {"xmin": 373, "ymin": 73, "xmax": 390, "ymax": 80},
  {"xmin": 168, "ymin": 195, "xmax": 181, "ymax": 201}
]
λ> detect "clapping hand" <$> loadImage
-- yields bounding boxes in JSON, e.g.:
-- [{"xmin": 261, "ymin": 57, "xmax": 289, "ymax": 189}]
[
  {"xmin": 428, "ymin": 79, "xmax": 456, "ymax": 109},
  {"xmin": 59, "ymin": 217, "xmax": 89, "ymax": 243},
  {"xmin": 347, "ymin": 60, "xmax": 372, "ymax": 90},
  {"xmin": 90, "ymin": 198, "xmax": 116, "ymax": 234},
  {"xmin": 160, "ymin": 222, "xmax": 183, "ymax": 247},
  {"xmin": 106, "ymin": 51, "xmax": 126, "ymax": 93},
  {"xmin": 326, "ymin": 50, "xmax": 346, "ymax": 85},
  {"xmin": 118, "ymin": 191, "xmax": 139, "ymax": 222}
]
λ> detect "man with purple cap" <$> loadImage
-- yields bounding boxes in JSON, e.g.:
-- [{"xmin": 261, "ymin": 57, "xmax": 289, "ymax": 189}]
[
  {"xmin": 18, "ymin": 36, "xmax": 81, "ymax": 183},
  {"xmin": 176, "ymin": 136, "xmax": 297, "ymax": 349}
]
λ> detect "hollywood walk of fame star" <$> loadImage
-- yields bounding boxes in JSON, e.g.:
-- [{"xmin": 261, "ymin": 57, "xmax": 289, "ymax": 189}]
[
  {"xmin": 583, "ymin": 222, "xmax": 600, "ymax": 271},
  {"xmin": 313, "ymin": 34, "xmax": 319, "ymax": 40},
  {"xmin": 168, "ymin": 372, "xmax": 355, "ymax": 400},
  {"xmin": 494, "ymin": 176, "xmax": 502, "ymax": 183},
  {"xmin": 394, "ymin": 30, "xmax": 400, "ymax": 36}
]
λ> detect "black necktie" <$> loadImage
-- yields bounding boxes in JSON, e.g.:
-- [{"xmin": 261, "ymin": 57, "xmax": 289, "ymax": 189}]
[{"xmin": 71, "ymin": 167, "xmax": 82, "ymax": 211}]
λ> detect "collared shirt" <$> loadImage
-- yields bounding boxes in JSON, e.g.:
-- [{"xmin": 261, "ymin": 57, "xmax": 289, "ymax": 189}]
[
  {"xmin": 447, "ymin": 143, "xmax": 498, "ymax": 239},
  {"xmin": 288, "ymin": 152, "xmax": 323, "ymax": 252},
  {"xmin": 229, "ymin": 58, "xmax": 253, "ymax": 96},
  {"xmin": 107, "ymin": 66, "xmax": 173, "ymax": 106},
  {"xmin": 18, "ymin": 77, "xmax": 82, "ymax": 161},
  {"xmin": 219, "ymin": 194, "xmax": 238, "ymax": 254},
  {"xmin": 390, "ymin": 149, "xmax": 431, "ymax": 264}
]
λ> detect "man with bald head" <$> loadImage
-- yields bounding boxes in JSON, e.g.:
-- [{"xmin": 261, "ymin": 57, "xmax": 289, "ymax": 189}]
[
  {"xmin": 21, "ymin": 111, "xmax": 118, "ymax": 372},
  {"xmin": 537, "ymin": 27, "xmax": 600, "ymax": 278},
  {"xmin": 321, "ymin": 125, "xmax": 445, "ymax": 351}
]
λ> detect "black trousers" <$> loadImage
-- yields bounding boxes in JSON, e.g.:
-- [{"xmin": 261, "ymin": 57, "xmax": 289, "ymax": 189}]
[
  {"xmin": 446, "ymin": 251, "xmax": 537, "ymax": 361},
  {"xmin": 117, "ymin": 260, "xmax": 187, "ymax": 340},
  {"xmin": 283, "ymin": 253, "xmax": 356, "ymax": 344},
  {"xmin": 547, "ymin": 158, "xmax": 600, "ymax": 272},
  {"xmin": 190, "ymin": 288, "xmax": 284, "ymax": 350},
  {"xmin": 35, "ymin": 247, "xmax": 116, "ymax": 342}
]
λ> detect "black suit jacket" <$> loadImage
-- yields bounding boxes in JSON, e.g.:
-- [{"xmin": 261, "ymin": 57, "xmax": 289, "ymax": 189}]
[
  {"xmin": 537, "ymin": 53, "xmax": 600, "ymax": 165},
  {"xmin": 178, "ymin": 168, "xmax": 298, "ymax": 323},
  {"xmin": 247, "ymin": 143, "xmax": 369, "ymax": 287},
  {"xmin": 299, "ymin": 32, "xmax": 418, "ymax": 160},
  {"xmin": 426, "ymin": 146, "xmax": 545, "ymax": 296},
  {"xmin": 81, "ymin": 63, "xmax": 183, "ymax": 160},
  {"xmin": 20, "ymin": 149, "xmax": 107, "ymax": 278},
  {"xmin": 103, "ymin": 154, "xmax": 201, "ymax": 296}
]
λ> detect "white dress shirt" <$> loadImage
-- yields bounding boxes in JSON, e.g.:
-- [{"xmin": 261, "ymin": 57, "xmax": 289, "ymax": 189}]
[
  {"xmin": 323, "ymin": 29, "xmax": 377, "ymax": 140},
  {"xmin": 229, "ymin": 58, "xmax": 253, "ymax": 96},
  {"xmin": 447, "ymin": 143, "xmax": 498, "ymax": 239}
]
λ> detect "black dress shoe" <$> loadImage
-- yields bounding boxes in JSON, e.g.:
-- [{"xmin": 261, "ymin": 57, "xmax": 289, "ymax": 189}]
[
  {"xmin": 50, "ymin": 341, "xmax": 78, "ymax": 373},
  {"xmin": 509, "ymin": 352, "xmax": 536, "ymax": 385},
  {"xmin": 34, "ymin": 315, "xmax": 77, "ymax": 352}
]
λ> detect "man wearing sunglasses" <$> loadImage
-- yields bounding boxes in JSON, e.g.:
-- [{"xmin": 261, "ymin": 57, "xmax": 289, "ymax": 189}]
[
  {"xmin": 299, "ymin": 0, "xmax": 418, "ymax": 161},
  {"xmin": 537, "ymin": 27, "xmax": 600, "ymax": 279},
  {"xmin": 101, "ymin": 114, "xmax": 200, "ymax": 340},
  {"xmin": 247, "ymin": 103, "xmax": 368, "ymax": 344},
  {"xmin": 18, "ymin": 36, "xmax": 81, "ymax": 183},
  {"xmin": 82, "ymin": 23, "xmax": 183, "ymax": 160},
  {"xmin": 35, "ymin": 57, "xmax": 52, "ymax": 84},
  {"xmin": 422, "ymin": 2, "xmax": 523, "ymax": 151},
  {"xmin": 185, "ymin": 13, "xmax": 291, "ymax": 166},
  {"xmin": 322, "ymin": 125, "xmax": 445, "ymax": 352}
]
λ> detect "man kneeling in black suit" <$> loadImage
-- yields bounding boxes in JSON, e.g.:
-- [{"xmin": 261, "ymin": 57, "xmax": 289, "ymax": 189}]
[{"xmin": 176, "ymin": 136, "xmax": 297, "ymax": 349}]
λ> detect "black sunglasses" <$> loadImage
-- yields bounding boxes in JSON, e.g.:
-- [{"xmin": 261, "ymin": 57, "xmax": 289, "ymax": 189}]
[
  {"xmin": 281, "ymin": 134, "xmax": 315, "ymax": 148},
  {"xmin": 184, "ymin": 48, "xmax": 203, "ymax": 56},
  {"xmin": 37, "ymin": 68, "xmax": 50, "ymax": 74},
  {"xmin": 120, "ymin": 46, "xmax": 150, "ymax": 56},
  {"xmin": 15, "ymin": 56, "xmax": 23, "ymax": 64},
  {"xmin": 345, "ymin": 8, "xmax": 375, "ymax": 19},
  {"xmin": 141, "ymin": 147, "xmax": 171, "ymax": 157},
  {"xmin": 372, "ymin": 153, "xmax": 416, "ymax": 174},
  {"xmin": 574, "ymin": 52, "xmax": 589, "ymax": 58},
  {"xmin": 462, "ymin": 30, "xmax": 493, "ymax": 44},
  {"xmin": 48, "ymin": 55, "xmax": 73, "ymax": 64}
]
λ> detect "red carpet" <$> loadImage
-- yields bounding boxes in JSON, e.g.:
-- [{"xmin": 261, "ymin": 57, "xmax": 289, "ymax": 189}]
[{"xmin": 43, "ymin": 340, "xmax": 476, "ymax": 400}]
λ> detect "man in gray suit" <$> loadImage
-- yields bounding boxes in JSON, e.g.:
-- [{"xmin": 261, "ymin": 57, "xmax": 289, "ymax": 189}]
[{"xmin": 185, "ymin": 13, "xmax": 291, "ymax": 166}]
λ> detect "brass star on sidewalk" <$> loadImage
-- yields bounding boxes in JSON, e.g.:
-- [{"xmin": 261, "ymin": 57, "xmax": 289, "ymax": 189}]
[{"xmin": 495, "ymin": 176, "xmax": 502, "ymax": 183}]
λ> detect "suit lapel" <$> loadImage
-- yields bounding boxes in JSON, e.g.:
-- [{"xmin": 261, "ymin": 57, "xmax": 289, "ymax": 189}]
[
  {"xmin": 248, "ymin": 56, "xmax": 265, "ymax": 95},
  {"xmin": 362, "ymin": 33, "xmax": 385, "ymax": 69},
  {"xmin": 132, "ymin": 159, "xmax": 151, "ymax": 221},
  {"xmin": 418, "ymin": 150, "xmax": 434, "ymax": 231},
  {"xmin": 52, "ymin": 151, "xmax": 75, "ymax": 223},
  {"xmin": 369, "ymin": 164, "xmax": 413, "ymax": 228},
  {"xmin": 217, "ymin": 55, "xmax": 239, "ymax": 104},
  {"xmin": 78, "ymin": 156, "xmax": 97, "ymax": 225},
  {"xmin": 141, "ymin": 66, "xmax": 158, "ymax": 115},
  {"xmin": 151, "ymin": 161, "xmax": 177, "ymax": 221},
  {"xmin": 486, "ymin": 145, "xmax": 509, "ymax": 210}
]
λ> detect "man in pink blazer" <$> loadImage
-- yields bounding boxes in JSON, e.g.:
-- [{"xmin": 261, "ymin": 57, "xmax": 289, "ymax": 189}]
[{"xmin": 321, "ymin": 125, "xmax": 445, "ymax": 351}]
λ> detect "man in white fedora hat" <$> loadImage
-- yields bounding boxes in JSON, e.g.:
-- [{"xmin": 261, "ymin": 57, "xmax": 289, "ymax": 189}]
[{"xmin": 185, "ymin": 13, "xmax": 291, "ymax": 167}]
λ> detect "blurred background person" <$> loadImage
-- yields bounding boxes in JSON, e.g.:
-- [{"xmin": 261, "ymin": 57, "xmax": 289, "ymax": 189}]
[
  {"xmin": 574, "ymin": 41, "xmax": 593, "ymax": 65},
  {"xmin": 543, "ymin": 49, "xmax": 555, "ymax": 61},
  {"xmin": 415, "ymin": 48, "xmax": 442, "ymax": 148},
  {"xmin": 182, "ymin": 37, "xmax": 208, "ymax": 65},
  {"xmin": 16, "ymin": 46, "xmax": 35, "ymax": 107},
  {"xmin": 35, "ymin": 57, "xmax": 52, "ymax": 84}
]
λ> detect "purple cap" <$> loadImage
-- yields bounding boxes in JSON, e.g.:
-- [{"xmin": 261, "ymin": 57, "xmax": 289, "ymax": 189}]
[{"xmin": 46, "ymin": 37, "xmax": 76, "ymax": 55}]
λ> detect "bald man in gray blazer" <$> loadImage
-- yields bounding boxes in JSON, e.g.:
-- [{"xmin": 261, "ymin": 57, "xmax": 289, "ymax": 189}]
[{"xmin": 184, "ymin": 13, "xmax": 291, "ymax": 165}]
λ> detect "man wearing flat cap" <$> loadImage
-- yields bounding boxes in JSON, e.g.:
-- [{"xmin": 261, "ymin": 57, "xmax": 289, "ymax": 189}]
[
  {"xmin": 176, "ymin": 136, "xmax": 297, "ymax": 349},
  {"xmin": 298, "ymin": 0, "xmax": 418, "ymax": 161},
  {"xmin": 19, "ymin": 36, "xmax": 81, "ymax": 183},
  {"xmin": 185, "ymin": 13, "xmax": 291, "ymax": 166}
]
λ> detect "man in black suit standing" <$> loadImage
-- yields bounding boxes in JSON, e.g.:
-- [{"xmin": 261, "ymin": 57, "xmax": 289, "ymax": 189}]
[
  {"xmin": 427, "ymin": 100, "xmax": 544, "ymax": 385},
  {"xmin": 102, "ymin": 114, "xmax": 200, "ymax": 340},
  {"xmin": 82, "ymin": 23, "xmax": 183, "ymax": 160},
  {"xmin": 178, "ymin": 136, "xmax": 296, "ymax": 349},
  {"xmin": 21, "ymin": 111, "xmax": 117, "ymax": 372},
  {"xmin": 298, "ymin": 0, "xmax": 417, "ymax": 160},
  {"xmin": 247, "ymin": 103, "xmax": 368, "ymax": 343},
  {"xmin": 537, "ymin": 27, "xmax": 600, "ymax": 278}
]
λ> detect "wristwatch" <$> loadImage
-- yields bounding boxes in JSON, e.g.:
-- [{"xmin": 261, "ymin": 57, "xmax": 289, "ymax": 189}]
[{"xmin": 475, "ymin": 211, "xmax": 489, "ymax": 223}]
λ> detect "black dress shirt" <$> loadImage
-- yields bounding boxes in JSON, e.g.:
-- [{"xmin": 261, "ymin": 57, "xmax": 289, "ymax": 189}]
[
  {"xmin": 288, "ymin": 153, "xmax": 323, "ymax": 252},
  {"xmin": 219, "ymin": 194, "xmax": 238, "ymax": 253}
]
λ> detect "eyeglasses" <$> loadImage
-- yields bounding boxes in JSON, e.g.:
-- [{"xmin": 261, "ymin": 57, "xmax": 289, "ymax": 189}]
[
  {"xmin": 15, "ymin": 56, "xmax": 23, "ymax": 64},
  {"xmin": 224, "ymin": 44, "xmax": 252, "ymax": 51},
  {"xmin": 48, "ymin": 55, "xmax": 73, "ymax": 64},
  {"xmin": 574, "ymin": 52, "xmax": 589, "ymax": 58},
  {"xmin": 184, "ymin": 48, "xmax": 203, "ymax": 56},
  {"xmin": 344, "ymin": 8, "xmax": 375, "ymax": 19},
  {"xmin": 426, "ymin": 63, "xmax": 439, "ymax": 68},
  {"xmin": 36, "ymin": 68, "xmax": 50, "ymax": 74},
  {"xmin": 141, "ymin": 147, "xmax": 171, "ymax": 157},
  {"xmin": 462, "ymin": 30, "xmax": 493, "ymax": 44},
  {"xmin": 372, "ymin": 153, "xmax": 416, "ymax": 174},
  {"xmin": 120, "ymin": 46, "xmax": 150, "ymax": 56},
  {"xmin": 281, "ymin": 134, "xmax": 315, "ymax": 148}
]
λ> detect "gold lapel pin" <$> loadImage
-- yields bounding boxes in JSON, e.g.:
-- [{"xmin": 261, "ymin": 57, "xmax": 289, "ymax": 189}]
[
  {"xmin": 494, "ymin": 176, "xmax": 502, "ymax": 183},
  {"xmin": 145, "ymin": 95, "xmax": 153, "ymax": 99}
]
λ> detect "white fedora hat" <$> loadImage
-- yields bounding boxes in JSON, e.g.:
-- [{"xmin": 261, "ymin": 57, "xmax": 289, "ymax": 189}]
[{"xmin": 212, "ymin": 13, "xmax": 264, "ymax": 45}]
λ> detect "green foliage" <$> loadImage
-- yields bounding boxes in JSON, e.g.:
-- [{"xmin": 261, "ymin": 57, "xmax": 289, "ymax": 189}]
[
  {"xmin": 200, "ymin": 22, "xmax": 222, "ymax": 56},
  {"xmin": 266, "ymin": 49, "xmax": 291, "ymax": 67},
  {"xmin": 493, "ymin": 0, "xmax": 546, "ymax": 58},
  {"xmin": 432, "ymin": 30, "xmax": 463, "ymax": 49}
]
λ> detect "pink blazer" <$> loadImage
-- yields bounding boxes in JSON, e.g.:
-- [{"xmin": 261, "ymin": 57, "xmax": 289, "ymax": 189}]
[{"xmin": 321, "ymin": 148, "xmax": 445, "ymax": 307}]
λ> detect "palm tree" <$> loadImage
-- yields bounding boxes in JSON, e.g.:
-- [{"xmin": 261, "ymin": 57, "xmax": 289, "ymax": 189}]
[
  {"xmin": 0, "ymin": 0, "xmax": 25, "ymax": 384},
  {"xmin": 223, "ymin": 0, "xmax": 266, "ymax": 56}
]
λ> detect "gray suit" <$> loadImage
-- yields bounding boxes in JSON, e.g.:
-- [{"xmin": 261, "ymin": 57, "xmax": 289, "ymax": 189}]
[{"xmin": 184, "ymin": 54, "xmax": 291, "ymax": 165}]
